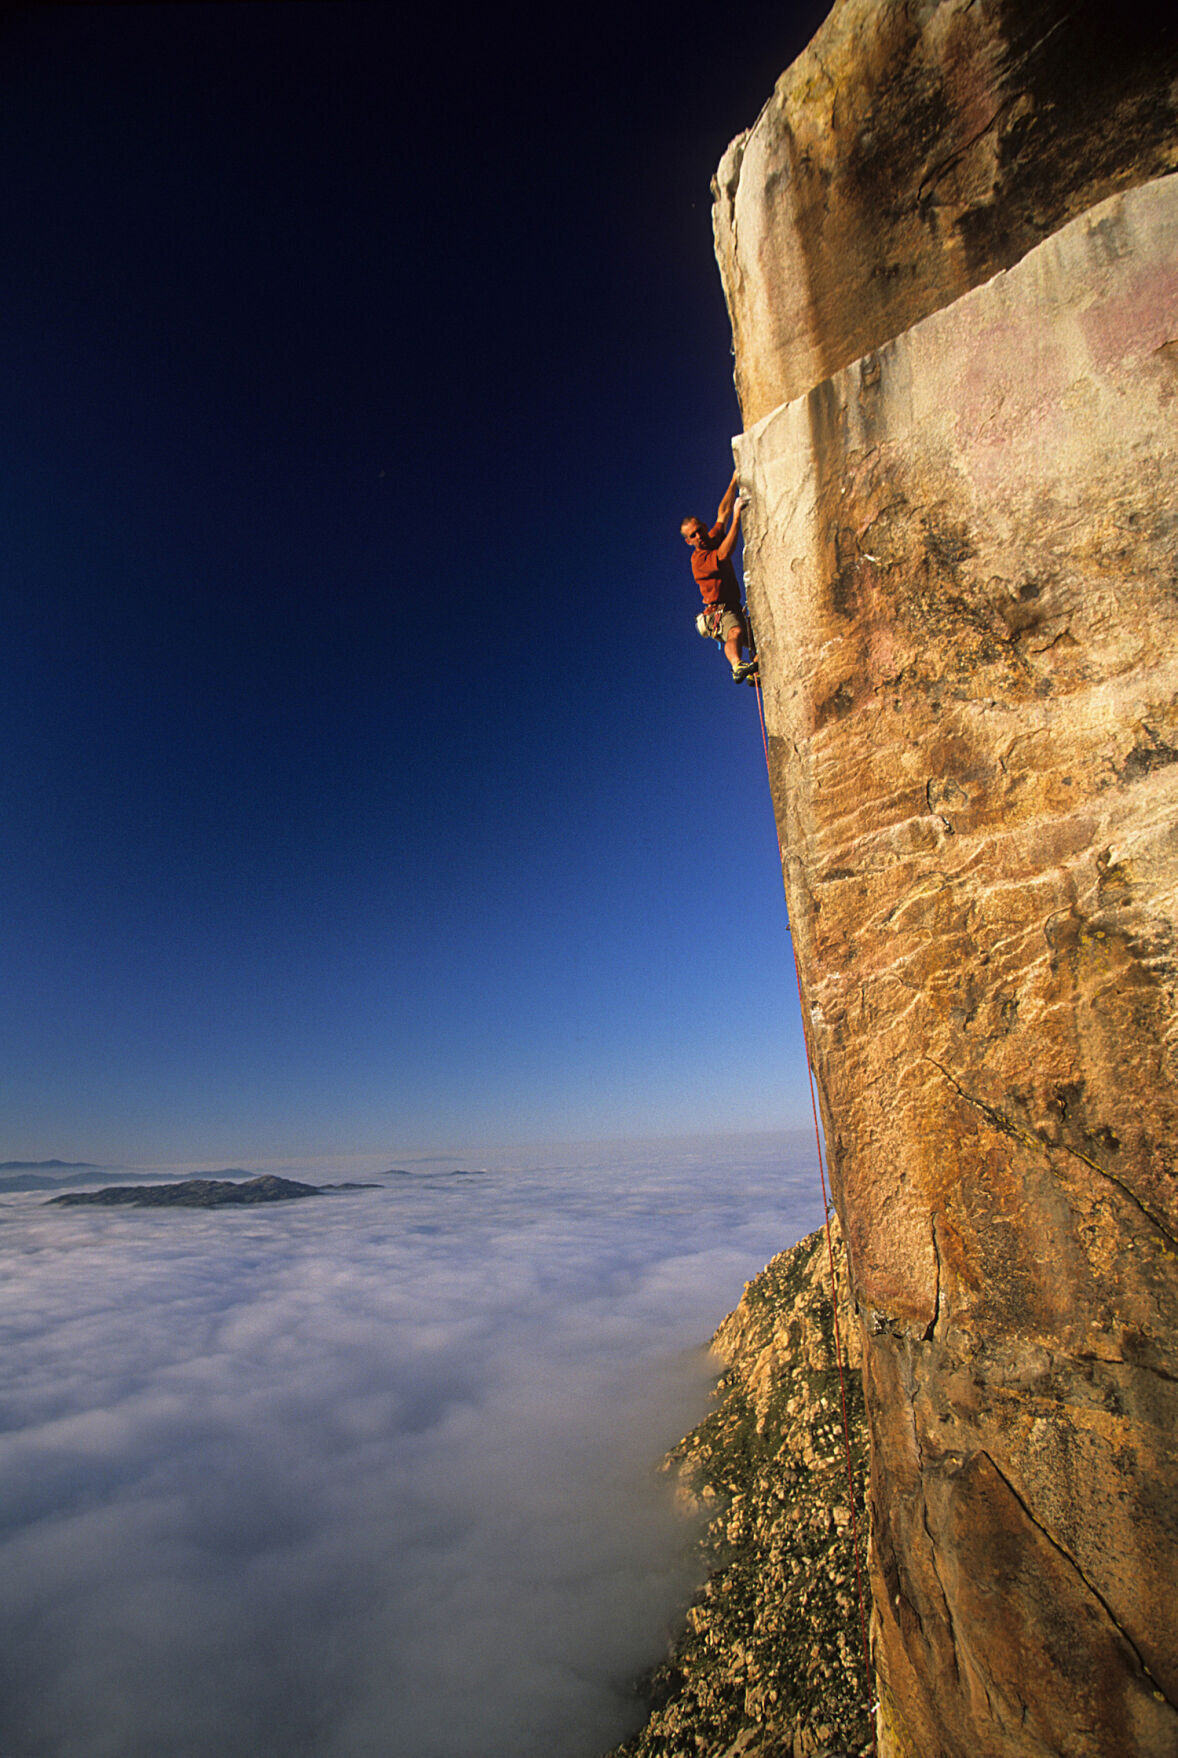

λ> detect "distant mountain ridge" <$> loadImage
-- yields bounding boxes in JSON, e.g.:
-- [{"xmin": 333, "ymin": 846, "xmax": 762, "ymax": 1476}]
[
  {"xmin": 1, "ymin": 1159, "xmax": 106, "ymax": 1172},
  {"xmin": 1, "ymin": 1161, "xmax": 265, "ymax": 1195},
  {"xmin": 3, "ymin": 1161, "xmax": 445, "ymax": 1198},
  {"xmin": 50, "ymin": 1175, "xmax": 327, "ymax": 1208},
  {"xmin": 2, "ymin": 1160, "xmax": 120, "ymax": 1193}
]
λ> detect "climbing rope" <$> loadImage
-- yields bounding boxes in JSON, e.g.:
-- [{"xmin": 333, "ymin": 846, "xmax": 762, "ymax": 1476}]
[{"xmin": 751, "ymin": 663, "xmax": 877, "ymax": 1742}]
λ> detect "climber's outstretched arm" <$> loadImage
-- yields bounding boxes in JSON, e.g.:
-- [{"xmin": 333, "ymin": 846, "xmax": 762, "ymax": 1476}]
[
  {"xmin": 715, "ymin": 469, "xmax": 739, "ymax": 526},
  {"xmin": 715, "ymin": 496, "xmax": 743, "ymax": 561}
]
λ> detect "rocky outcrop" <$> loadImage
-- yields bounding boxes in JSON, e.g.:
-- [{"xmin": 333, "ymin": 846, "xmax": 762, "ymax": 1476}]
[
  {"xmin": 714, "ymin": 5, "xmax": 1178, "ymax": 1755},
  {"xmin": 713, "ymin": 0, "xmax": 1178, "ymax": 424},
  {"xmin": 610, "ymin": 1225, "xmax": 872, "ymax": 1758}
]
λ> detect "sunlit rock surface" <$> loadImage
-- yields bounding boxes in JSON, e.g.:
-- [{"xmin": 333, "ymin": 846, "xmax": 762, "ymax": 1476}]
[
  {"xmin": 609, "ymin": 1225, "xmax": 873, "ymax": 1758},
  {"xmin": 713, "ymin": 0, "xmax": 1178, "ymax": 426},
  {"xmin": 712, "ymin": 4, "xmax": 1178, "ymax": 1755}
]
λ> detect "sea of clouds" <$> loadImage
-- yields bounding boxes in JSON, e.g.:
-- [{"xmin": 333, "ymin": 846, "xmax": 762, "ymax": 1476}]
[{"xmin": 0, "ymin": 1133, "xmax": 827, "ymax": 1758}]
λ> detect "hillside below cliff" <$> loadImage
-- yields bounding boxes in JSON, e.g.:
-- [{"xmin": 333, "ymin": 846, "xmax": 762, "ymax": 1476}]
[{"xmin": 610, "ymin": 1225, "xmax": 872, "ymax": 1758}]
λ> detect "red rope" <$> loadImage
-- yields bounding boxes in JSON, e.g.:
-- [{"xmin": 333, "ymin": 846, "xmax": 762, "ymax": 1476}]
[{"xmin": 752, "ymin": 669, "xmax": 876, "ymax": 1737}]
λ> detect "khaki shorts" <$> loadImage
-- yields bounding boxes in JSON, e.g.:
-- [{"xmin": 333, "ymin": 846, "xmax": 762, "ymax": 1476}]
[{"xmin": 700, "ymin": 605, "xmax": 745, "ymax": 643}]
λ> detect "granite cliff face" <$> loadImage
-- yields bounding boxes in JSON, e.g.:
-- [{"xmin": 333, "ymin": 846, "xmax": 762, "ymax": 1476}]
[
  {"xmin": 712, "ymin": 4, "xmax": 1178, "ymax": 1754},
  {"xmin": 610, "ymin": 1225, "xmax": 873, "ymax": 1758},
  {"xmin": 713, "ymin": 0, "xmax": 1178, "ymax": 425}
]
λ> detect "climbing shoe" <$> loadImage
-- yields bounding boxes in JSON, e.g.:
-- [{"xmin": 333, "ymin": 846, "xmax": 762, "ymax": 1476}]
[{"xmin": 732, "ymin": 659, "xmax": 759, "ymax": 683}]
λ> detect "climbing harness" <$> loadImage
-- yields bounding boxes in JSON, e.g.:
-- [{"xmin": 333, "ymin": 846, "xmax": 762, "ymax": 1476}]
[
  {"xmin": 696, "ymin": 602, "xmax": 748, "ymax": 643},
  {"xmin": 751, "ymin": 663, "xmax": 877, "ymax": 1749}
]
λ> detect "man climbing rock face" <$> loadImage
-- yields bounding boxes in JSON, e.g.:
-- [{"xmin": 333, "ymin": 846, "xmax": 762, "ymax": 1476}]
[{"xmin": 681, "ymin": 471, "xmax": 757, "ymax": 683}]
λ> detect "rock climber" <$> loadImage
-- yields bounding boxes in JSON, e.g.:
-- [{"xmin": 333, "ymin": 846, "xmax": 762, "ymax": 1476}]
[{"xmin": 681, "ymin": 470, "xmax": 757, "ymax": 683}]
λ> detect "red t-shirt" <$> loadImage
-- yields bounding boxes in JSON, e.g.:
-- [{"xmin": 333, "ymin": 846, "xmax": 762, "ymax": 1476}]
[{"xmin": 691, "ymin": 520, "xmax": 741, "ymax": 609}]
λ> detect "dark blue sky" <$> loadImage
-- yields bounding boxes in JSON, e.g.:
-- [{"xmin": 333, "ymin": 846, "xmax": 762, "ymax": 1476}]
[{"xmin": 1, "ymin": 0, "xmax": 830, "ymax": 1162}]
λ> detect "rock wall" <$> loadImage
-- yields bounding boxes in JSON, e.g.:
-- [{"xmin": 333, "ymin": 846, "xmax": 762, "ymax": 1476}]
[
  {"xmin": 608, "ymin": 1224, "xmax": 873, "ymax": 1758},
  {"xmin": 715, "ymin": 5, "xmax": 1178, "ymax": 1755},
  {"xmin": 713, "ymin": 0, "xmax": 1178, "ymax": 424}
]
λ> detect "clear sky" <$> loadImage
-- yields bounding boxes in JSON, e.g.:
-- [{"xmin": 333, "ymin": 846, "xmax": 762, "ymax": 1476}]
[{"xmin": 1, "ymin": 0, "xmax": 831, "ymax": 1165}]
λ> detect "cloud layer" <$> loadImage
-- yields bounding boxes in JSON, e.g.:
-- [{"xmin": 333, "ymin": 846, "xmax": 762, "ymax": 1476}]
[{"xmin": 0, "ymin": 1134, "xmax": 826, "ymax": 1758}]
